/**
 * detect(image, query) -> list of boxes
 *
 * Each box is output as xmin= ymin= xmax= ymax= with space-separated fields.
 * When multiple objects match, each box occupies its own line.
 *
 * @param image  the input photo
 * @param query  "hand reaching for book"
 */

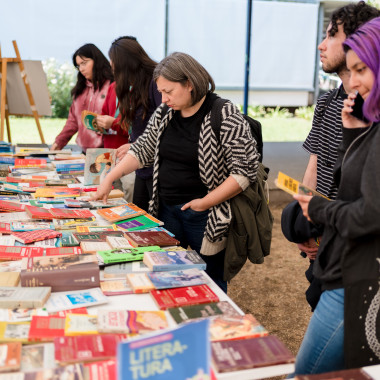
xmin=96 ymin=115 xmax=115 ymax=131
xmin=91 ymin=180 xmax=113 ymax=203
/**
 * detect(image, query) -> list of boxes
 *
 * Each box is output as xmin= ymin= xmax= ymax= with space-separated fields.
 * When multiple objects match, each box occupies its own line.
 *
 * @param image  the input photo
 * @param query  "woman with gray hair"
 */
xmin=92 ymin=52 xmax=259 ymax=292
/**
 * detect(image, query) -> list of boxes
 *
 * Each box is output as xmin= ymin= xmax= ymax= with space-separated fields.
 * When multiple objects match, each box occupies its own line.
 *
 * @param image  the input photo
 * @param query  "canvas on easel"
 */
xmin=0 ymin=40 xmax=51 ymax=143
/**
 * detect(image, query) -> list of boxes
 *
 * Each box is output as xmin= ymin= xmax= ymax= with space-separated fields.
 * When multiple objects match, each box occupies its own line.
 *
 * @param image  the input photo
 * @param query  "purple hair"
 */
xmin=343 ymin=17 xmax=380 ymax=122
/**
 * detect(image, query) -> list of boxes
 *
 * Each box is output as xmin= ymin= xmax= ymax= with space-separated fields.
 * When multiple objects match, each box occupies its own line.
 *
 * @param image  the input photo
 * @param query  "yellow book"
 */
xmin=64 ymin=314 xmax=98 ymax=336
xmin=275 ymin=172 xmax=329 ymax=199
xmin=0 ymin=321 xmax=30 ymax=343
xmin=0 ymin=272 xmax=20 ymax=287
xmin=126 ymin=273 xmax=155 ymax=294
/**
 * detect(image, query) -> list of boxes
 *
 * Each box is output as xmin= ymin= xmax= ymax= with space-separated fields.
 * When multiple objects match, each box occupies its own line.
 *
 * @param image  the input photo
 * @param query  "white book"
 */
xmin=0 ymin=236 xmax=16 ymax=246
xmin=21 ymin=343 xmax=56 ymax=372
xmin=43 ymin=288 xmax=108 ymax=313
xmin=106 ymin=236 xmax=133 ymax=249
xmin=0 ymin=212 xmax=30 ymax=223
xmin=0 ymin=287 xmax=51 ymax=309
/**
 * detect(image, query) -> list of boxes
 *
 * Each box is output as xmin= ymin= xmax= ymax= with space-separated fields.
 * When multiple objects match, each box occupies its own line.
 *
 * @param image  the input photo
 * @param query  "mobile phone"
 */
xmin=351 ymin=93 xmax=369 ymax=123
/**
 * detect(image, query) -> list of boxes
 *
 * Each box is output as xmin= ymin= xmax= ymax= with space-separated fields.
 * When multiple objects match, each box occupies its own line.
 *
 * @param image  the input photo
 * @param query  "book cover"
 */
xmin=209 ymin=314 xmax=268 ymax=341
xmin=84 ymin=149 xmax=116 ymax=186
xmin=49 ymin=208 xmax=94 ymax=219
xmin=43 ymin=288 xmax=108 ymax=313
xmin=20 ymin=254 xmax=99 ymax=292
xmin=20 ymin=342 xmax=56 ymax=372
xmin=97 ymin=246 xmax=163 ymax=265
xmin=0 ymin=321 xmax=30 ymax=343
xmin=126 ymin=273 xmax=155 ymax=294
xmin=53 ymin=217 xmax=97 ymax=230
xmin=10 ymin=221 xmax=54 ymax=232
xmin=14 ymin=159 xmax=47 ymax=168
xmin=76 ymin=225 xmax=118 ymax=233
xmin=0 ymin=342 xmax=21 ymax=372
xmin=275 ymin=172 xmax=329 ymax=199
xmin=118 ymin=319 xmax=210 ymax=380
xmin=124 ymin=231 xmax=180 ymax=248
xmin=4 ymin=363 xmax=85 ymax=379
xmin=211 ymin=335 xmax=295 ymax=373
xmin=97 ymin=310 xmax=168 ymax=334
xmin=106 ymin=236 xmax=134 ymax=249
xmin=168 ymin=301 xmax=241 ymax=324
xmin=28 ymin=315 xmax=66 ymax=342
xmin=103 ymin=261 xmax=150 ymax=277
xmin=63 ymin=199 xmax=91 ymax=208
xmin=115 ymin=214 xmax=164 ymax=231
xmin=80 ymin=241 xmax=111 ymax=254
xmin=88 ymin=198 xmax=127 ymax=209
xmin=97 ymin=203 xmax=146 ymax=223
xmin=0 ymin=260 xmax=21 ymax=273
xmin=0 ymin=287 xmax=51 ymax=309
xmin=0 ymin=201 xmax=25 ymax=213
xmin=81 ymin=110 xmax=100 ymax=132
xmin=11 ymin=229 xmax=62 ymax=244
xmin=84 ymin=359 xmax=116 ymax=380
xmin=0 ymin=235 xmax=16 ymax=246
xmin=34 ymin=187 xmax=81 ymax=198
xmin=61 ymin=231 xmax=79 ymax=247
xmin=73 ymin=230 xmax=124 ymax=243
xmin=54 ymin=334 xmax=128 ymax=364
xmin=25 ymin=205 xmax=53 ymax=220
xmin=64 ymin=314 xmax=98 ymax=336
xmin=151 ymin=285 xmax=219 ymax=310
xmin=143 ymin=250 xmax=206 ymax=272
xmin=100 ymin=279 xmax=133 ymax=296
xmin=147 ymin=268 xmax=208 ymax=290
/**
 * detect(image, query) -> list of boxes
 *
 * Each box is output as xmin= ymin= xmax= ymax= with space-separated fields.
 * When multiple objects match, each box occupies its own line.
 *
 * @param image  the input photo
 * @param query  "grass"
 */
xmin=4 ymin=116 xmax=312 ymax=145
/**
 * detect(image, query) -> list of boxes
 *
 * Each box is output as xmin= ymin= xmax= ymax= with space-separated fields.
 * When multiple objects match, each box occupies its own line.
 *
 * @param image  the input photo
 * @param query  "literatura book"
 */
xmin=118 ymin=318 xmax=211 ymax=380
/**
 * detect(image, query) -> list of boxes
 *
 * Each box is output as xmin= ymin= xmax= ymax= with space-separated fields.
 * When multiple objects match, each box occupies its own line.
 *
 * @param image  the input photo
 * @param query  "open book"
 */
xmin=81 ymin=110 xmax=110 ymax=134
xmin=275 ymin=172 xmax=329 ymax=199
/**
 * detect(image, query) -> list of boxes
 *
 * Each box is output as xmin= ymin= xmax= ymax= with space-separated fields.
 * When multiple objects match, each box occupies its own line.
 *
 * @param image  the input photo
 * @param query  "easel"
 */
xmin=0 ymin=40 xmax=45 ymax=143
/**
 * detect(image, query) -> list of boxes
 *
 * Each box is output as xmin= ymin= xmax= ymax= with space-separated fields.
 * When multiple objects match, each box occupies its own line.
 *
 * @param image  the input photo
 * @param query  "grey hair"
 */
xmin=153 ymin=52 xmax=215 ymax=106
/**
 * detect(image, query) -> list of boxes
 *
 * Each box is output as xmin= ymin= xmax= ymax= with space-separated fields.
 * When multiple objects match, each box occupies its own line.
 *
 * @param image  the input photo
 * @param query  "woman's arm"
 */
xmin=181 ymin=176 xmax=243 ymax=211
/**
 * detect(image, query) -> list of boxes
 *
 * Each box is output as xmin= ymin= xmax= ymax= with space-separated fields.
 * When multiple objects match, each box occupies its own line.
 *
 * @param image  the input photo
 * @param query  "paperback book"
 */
xmin=100 ymin=279 xmax=133 ymax=296
xmin=167 ymin=301 xmax=241 ymax=324
xmin=0 ymin=342 xmax=21 ymax=372
xmin=103 ymin=261 xmax=150 ymax=277
xmin=126 ymin=273 xmax=155 ymax=294
xmin=20 ymin=342 xmax=56 ymax=372
xmin=124 ymin=231 xmax=180 ymax=248
xmin=143 ymin=250 xmax=206 ymax=271
xmin=97 ymin=202 xmax=146 ymax=223
xmin=0 ymin=287 xmax=51 ymax=309
xmin=10 ymin=221 xmax=54 ymax=232
xmin=118 ymin=319 xmax=210 ymax=380
xmin=115 ymin=214 xmax=164 ymax=231
xmin=0 ymin=321 xmax=30 ymax=343
xmin=97 ymin=310 xmax=168 ymax=334
xmin=97 ymin=246 xmax=163 ymax=265
xmin=28 ymin=315 xmax=66 ymax=342
xmin=84 ymin=149 xmax=116 ymax=186
xmin=20 ymin=254 xmax=100 ymax=292
xmin=151 ymin=285 xmax=219 ymax=310
xmin=147 ymin=268 xmax=209 ymax=289
xmin=73 ymin=230 xmax=124 ymax=243
xmin=49 ymin=208 xmax=94 ymax=219
xmin=11 ymin=229 xmax=62 ymax=244
xmin=64 ymin=313 xmax=98 ymax=336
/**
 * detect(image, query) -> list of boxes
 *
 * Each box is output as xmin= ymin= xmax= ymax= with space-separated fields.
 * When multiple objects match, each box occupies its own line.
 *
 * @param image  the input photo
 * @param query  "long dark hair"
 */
xmin=109 ymin=36 xmax=157 ymax=129
xmin=71 ymin=44 xmax=113 ymax=99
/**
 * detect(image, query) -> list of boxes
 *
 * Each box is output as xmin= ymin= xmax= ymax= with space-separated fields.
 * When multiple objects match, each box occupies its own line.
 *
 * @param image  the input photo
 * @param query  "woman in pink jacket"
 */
xmin=51 ymin=44 xmax=113 ymax=152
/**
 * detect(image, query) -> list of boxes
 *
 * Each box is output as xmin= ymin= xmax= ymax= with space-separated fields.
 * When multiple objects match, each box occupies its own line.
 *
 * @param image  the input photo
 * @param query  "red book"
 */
xmin=211 ymin=335 xmax=295 ymax=373
xmin=84 ymin=359 xmax=116 ymax=380
xmin=0 ymin=246 xmax=81 ymax=261
xmin=29 ymin=315 xmax=66 ymax=342
xmin=6 ymin=176 xmax=47 ymax=183
xmin=25 ymin=205 xmax=53 ymax=220
xmin=14 ymin=158 xmax=47 ymax=168
xmin=51 ymin=307 xmax=88 ymax=317
xmin=123 ymin=230 xmax=180 ymax=247
xmin=11 ymin=229 xmax=62 ymax=244
xmin=0 ymin=200 xmax=26 ymax=212
xmin=49 ymin=208 xmax=94 ymax=219
xmin=54 ymin=334 xmax=128 ymax=364
xmin=0 ymin=223 xmax=11 ymax=234
xmin=151 ymin=284 xmax=219 ymax=310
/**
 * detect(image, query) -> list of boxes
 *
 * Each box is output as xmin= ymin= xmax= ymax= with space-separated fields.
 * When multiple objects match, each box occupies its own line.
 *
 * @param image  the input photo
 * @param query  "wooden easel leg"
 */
xmin=32 ymin=111 xmax=45 ymax=144
xmin=0 ymin=58 xmax=8 ymax=142
xmin=5 ymin=110 xmax=11 ymax=143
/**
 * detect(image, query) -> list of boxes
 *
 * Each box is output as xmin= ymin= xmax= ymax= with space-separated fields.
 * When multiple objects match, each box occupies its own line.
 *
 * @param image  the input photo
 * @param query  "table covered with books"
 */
xmin=0 ymin=143 xmax=299 ymax=379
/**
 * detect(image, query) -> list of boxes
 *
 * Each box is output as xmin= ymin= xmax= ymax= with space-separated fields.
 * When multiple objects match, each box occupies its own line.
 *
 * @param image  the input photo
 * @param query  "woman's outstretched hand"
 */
xmin=90 ymin=179 xmax=113 ymax=203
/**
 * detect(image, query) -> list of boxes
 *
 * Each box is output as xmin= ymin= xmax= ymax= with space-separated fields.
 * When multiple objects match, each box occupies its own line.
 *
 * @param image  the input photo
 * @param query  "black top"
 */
xmin=158 ymin=92 xmax=217 ymax=205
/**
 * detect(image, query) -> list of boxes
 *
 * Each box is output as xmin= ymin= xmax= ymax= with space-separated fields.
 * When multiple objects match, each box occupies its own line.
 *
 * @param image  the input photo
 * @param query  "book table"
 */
xmin=88 ymin=271 xmax=295 ymax=380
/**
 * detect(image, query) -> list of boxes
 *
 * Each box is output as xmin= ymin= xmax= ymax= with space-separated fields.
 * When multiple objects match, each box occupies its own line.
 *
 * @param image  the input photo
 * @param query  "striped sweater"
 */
xmin=129 ymin=100 xmax=259 ymax=255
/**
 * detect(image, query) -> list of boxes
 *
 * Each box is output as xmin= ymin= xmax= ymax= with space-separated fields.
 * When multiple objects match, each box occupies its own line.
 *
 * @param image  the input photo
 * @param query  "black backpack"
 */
xmin=210 ymin=97 xmax=264 ymax=162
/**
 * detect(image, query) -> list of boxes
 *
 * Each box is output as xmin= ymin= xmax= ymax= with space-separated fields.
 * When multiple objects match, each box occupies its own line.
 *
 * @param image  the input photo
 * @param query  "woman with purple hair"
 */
xmin=293 ymin=17 xmax=380 ymax=375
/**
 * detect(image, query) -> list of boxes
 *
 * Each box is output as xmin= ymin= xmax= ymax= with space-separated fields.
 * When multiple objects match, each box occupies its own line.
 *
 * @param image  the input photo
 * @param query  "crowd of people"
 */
xmin=51 ymin=5 xmax=380 ymax=375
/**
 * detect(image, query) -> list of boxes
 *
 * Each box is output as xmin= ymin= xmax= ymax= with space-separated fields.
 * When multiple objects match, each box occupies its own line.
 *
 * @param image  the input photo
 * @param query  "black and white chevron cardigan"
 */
xmin=129 ymin=100 xmax=259 ymax=255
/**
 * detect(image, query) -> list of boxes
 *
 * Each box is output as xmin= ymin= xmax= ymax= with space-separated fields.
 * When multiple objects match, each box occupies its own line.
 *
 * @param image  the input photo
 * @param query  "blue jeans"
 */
xmin=158 ymin=200 xmax=227 ymax=293
xmin=291 ymin=288 xmax=345 ymax=376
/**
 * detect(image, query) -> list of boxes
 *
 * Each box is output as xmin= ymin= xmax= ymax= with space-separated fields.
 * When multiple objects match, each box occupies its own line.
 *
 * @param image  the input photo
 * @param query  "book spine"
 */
xmin=20 ymin=264 xmax=100 ymax=292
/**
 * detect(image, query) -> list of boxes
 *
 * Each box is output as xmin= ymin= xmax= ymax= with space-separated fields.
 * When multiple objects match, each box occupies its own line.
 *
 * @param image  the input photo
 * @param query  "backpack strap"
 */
xmin=210 ymin=97 xmax=228 ymax=142
xmin=322 ymin=88 xmax=340 ymax=114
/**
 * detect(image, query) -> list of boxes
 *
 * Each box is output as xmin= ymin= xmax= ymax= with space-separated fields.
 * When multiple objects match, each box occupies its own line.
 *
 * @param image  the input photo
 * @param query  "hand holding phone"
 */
xmin=351 ymin=92 xmax=369 ymax=123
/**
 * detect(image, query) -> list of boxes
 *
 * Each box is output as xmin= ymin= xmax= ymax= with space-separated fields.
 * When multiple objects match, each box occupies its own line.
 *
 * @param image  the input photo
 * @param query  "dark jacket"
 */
xmin=309 ymin=122 xmax=380 ymax=368
xmin=223 ymin=163 xmax=273 ymax=281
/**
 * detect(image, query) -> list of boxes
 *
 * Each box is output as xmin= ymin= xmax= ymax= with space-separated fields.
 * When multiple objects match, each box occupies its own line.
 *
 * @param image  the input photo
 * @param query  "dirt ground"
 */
xmin=228 ymin=202 xmax=312 ymax=358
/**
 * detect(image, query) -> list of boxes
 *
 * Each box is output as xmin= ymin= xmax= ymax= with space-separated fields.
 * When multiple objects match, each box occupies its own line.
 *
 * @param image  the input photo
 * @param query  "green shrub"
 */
xmin=43 ymin=58 xmax=76 ymax=118
xmin=264 ymin=106 xmax=292 ymax=119
xmin=295 ymin=105 xmax=315 ymax=121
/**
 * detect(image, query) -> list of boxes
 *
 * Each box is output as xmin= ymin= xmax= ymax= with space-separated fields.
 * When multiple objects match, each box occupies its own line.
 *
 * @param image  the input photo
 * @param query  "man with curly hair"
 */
xmin=283 ymin=1 xmax=380 ymax=311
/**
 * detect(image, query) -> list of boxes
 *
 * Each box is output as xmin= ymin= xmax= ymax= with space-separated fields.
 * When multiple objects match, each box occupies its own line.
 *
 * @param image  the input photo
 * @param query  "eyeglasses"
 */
xmin=76 ymin=59 xmax=91 ymax=70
